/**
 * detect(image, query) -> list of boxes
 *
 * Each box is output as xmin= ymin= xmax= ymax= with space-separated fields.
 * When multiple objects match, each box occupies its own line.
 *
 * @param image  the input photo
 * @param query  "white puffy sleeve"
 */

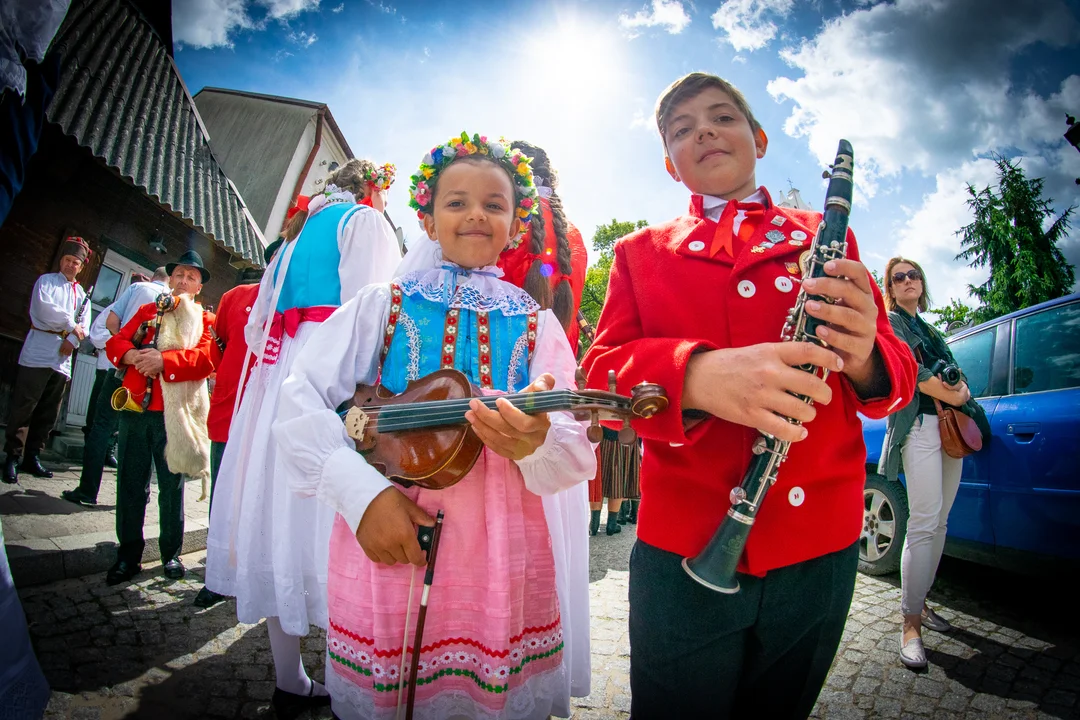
xmin=515 ymin=309 xmax=597 ymax=496
xmin=244 ymin=249 xmax=283 ymax=350
xmin=29 ymin=276 xmax=74 ymax=333
xmin=89 ymin=303 xmax=113 ymax=350
xmin=338 ymin=206 xmax=403 ymax=302
xmin=273 ymin=283 xmax=394 ymax=532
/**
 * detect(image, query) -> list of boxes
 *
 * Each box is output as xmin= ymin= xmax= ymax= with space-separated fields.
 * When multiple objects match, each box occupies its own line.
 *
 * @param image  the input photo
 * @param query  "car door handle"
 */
xmin=1007 ymin=423 xmax=1040 ymax=442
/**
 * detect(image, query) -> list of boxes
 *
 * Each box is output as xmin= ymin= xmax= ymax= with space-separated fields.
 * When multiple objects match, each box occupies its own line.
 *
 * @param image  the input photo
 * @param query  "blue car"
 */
xmin=860 ymin=292 xmax=1080 ymax=576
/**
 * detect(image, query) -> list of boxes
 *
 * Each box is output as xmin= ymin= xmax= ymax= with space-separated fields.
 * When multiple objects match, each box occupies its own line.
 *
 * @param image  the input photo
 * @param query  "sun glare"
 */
xmin=528 ymin=17 xmax=625 ymax=116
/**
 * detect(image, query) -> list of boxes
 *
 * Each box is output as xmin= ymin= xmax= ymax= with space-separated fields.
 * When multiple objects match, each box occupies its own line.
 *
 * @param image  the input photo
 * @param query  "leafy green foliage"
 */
xmin=956 ymin=156 xmax=1075 ymax=324
xmin=579 ymin=218 xmax=649 ymax=353
xmin=925 ymin=298 xmax=975 ymax=334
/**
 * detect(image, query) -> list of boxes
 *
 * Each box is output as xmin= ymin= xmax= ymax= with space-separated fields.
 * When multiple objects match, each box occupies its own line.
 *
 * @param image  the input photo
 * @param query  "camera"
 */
xmin=928 ymin=359 xmax=962 ymax=386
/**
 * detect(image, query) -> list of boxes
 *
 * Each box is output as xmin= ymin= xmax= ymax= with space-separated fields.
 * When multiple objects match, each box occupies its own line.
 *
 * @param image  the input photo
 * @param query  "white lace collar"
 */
xmin=398 ymin=263 xmax=540 ymax=316
xmin=307 ymin=185 xmax=357 ymax=216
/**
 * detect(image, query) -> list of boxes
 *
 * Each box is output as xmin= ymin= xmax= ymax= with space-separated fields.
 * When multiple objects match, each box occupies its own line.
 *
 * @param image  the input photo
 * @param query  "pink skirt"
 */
xmin=326 ymin=447 xmax=563 ymax=719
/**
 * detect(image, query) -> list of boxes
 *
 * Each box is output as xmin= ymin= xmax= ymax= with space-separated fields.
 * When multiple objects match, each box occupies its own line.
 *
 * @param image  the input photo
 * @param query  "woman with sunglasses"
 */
xmin=880 ymin=257 xmax=971 ymax=668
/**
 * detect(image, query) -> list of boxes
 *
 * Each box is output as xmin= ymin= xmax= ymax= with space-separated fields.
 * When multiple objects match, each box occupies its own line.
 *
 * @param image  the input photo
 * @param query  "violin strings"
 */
xmin=369 ymin=397 xmax=612 ymax=432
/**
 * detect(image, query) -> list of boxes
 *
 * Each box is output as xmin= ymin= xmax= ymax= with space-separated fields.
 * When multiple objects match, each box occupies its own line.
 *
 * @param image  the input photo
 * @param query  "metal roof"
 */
xmin=46 ymin=0 xmax=266 ymax=266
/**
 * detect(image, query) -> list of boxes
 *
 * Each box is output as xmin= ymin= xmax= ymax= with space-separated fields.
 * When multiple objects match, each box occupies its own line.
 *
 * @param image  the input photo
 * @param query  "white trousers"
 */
xmin=899 ymin=414 xmax=964 ymax=616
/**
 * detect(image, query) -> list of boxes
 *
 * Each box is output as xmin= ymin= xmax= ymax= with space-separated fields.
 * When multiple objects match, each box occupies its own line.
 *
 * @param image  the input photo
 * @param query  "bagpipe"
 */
xmin=682 ymin=139 xmax=855 ymax=594
xmin=111 ymin=293 xmax=178 ymax=413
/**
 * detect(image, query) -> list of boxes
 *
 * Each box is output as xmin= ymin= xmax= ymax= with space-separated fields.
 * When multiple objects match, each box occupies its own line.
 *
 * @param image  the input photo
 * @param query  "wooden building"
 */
xmin=0 ymin=0 xmax=265 ymax=428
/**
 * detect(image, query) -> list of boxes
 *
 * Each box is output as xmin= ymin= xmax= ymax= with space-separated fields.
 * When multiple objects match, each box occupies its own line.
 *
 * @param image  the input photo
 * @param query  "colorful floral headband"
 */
xmin=364 ymin=162 xmax=396 ymax=191
xmin=409 ymin=132 xmax=540 ymax=249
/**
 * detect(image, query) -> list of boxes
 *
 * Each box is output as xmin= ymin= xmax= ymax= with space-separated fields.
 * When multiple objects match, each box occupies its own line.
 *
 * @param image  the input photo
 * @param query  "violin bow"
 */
xmin=396 ymin=510 xmax=445 ymax=720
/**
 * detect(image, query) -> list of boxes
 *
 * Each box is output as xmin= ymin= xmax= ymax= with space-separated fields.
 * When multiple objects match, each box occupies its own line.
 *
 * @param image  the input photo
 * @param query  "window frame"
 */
xmin=1007 ymin=300 xmax=1080 ymax=397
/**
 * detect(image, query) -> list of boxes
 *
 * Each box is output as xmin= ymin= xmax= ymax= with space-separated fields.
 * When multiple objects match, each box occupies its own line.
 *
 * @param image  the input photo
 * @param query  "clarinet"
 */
xmin=682 ymin=140 xmax=854 ymax=594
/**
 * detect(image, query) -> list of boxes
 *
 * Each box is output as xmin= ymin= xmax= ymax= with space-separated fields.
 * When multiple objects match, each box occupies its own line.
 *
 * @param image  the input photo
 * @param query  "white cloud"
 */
xmin=258 ymin=0 xmax=321 ymax=19
xmin=619 ymin=0 xmax=692 ymax=38
xmin=173 ymin=0 xmax=253 ymax=49
xmin=331 ymin=2 xmax=344 ymax=11
xmin=766 ymin=0 xmax=1079 ymax=197
xmin=287 ymin=30 xmax=318 ymax=46
xmin=711 ymin=0 xmax=794 ymax=52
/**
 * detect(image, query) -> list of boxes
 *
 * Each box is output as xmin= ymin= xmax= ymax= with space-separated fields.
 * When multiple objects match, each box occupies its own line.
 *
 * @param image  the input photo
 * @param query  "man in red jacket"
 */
xmin=192 ymin=238 xmax=282 ymax=608
xmin=103 ymin=251 xmax=215 ymax=586
xmin=582 ymin=73 xmax=916 ymax=718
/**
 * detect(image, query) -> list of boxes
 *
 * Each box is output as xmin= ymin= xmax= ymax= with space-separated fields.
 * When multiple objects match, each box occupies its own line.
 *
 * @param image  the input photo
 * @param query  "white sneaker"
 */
xmin=921 ymin=606 xmax=953 ymax=633
xmin=899 ymin=632 xmax=927 ymax=668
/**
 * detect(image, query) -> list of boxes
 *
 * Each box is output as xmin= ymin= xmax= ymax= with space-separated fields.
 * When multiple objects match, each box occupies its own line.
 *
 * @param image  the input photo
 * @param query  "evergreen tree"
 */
xmin=956 ymin=156 xmax=1075 ymax=323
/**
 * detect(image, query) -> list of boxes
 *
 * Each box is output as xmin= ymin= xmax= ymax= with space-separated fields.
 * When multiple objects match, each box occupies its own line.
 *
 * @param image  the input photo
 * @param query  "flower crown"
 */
xmin=409 ymin=132 xmax=539 ymax=249
xmin=363 ymin=162 xmax=396 ymax=191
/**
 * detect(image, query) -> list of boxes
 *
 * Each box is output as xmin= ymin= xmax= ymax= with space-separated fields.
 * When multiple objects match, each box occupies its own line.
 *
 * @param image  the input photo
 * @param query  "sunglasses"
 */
xmin=891 ymin=269 xmax=922 ymax=284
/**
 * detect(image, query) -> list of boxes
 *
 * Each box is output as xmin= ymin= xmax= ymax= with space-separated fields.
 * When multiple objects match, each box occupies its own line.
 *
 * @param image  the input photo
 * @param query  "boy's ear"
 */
xmin=664 ymin=156 xmax=680 ymax=182
xmin=755 ymin=128 xmax=769 ymax=159
xmin=422 ymin=212 xmax=437 ymax=240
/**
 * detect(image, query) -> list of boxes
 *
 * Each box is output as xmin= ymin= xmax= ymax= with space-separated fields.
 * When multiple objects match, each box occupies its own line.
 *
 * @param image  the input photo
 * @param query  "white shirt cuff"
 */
xmin=319 ymin=445 xmax=393 ymax=534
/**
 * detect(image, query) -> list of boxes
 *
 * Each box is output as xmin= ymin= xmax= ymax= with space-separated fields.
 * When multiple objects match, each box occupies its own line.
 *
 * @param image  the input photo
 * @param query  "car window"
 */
xmin=949 ymin=327 xmax=996 ymax=398
xmin=1013 ymin=301 xmax=1080 ymax=394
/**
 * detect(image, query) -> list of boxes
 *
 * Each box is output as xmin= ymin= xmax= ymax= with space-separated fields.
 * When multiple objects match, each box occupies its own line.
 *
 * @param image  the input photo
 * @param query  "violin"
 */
xmin=339 ymin=368 xmax=667 ymax=490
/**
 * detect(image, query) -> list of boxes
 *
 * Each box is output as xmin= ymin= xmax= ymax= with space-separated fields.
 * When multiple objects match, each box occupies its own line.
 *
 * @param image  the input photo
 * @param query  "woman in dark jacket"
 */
xmin=879 ymin=257 xmax=971 ymax=669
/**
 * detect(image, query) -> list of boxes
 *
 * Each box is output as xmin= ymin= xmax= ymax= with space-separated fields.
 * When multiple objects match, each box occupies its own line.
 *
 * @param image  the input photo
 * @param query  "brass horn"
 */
xmin=111 ymin=386 xmax=143 ymax=413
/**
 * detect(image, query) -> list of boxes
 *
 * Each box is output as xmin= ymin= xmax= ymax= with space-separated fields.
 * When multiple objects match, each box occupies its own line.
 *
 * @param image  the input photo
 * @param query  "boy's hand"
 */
xmin=355 ymin=487 xmax=435 ymax=566
xmin=683 ymin=343 xmax=842 ymax=443
xmin=801 ymin=259 xmax=880 ymax=385
xmin=465 ymin=373 xmax=554 ymax=461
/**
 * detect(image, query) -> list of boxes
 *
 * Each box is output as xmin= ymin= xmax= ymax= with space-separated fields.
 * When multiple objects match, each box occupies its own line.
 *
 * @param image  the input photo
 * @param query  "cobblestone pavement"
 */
xmin=18 ymin=518 xmax=1079 ymax=719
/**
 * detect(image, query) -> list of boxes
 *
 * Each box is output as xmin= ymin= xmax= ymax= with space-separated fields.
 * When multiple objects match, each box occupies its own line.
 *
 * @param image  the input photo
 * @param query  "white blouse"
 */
xmin=18 ymin=272 xmax=90 ymax=377
xmin=273 ymin=282 xmax=597 ymax=533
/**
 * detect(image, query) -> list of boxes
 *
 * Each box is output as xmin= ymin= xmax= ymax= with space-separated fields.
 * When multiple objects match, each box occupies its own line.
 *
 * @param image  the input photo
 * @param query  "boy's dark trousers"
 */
xmin=114 ymin=411 xmax=185 ymax=565
xmin=74 ymin=371 xmax=121 ymax=501
xmin=628 ymin=538 xmax=858 ymax=719
xmin=3 ymin=365 xmax=68 ymax=459
xmin=209 ymin=440 xmax=226 ymax=513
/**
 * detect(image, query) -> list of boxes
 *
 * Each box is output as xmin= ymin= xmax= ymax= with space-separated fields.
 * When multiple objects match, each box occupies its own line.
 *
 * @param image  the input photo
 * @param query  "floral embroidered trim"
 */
xmin=329 ymin=617 xmax=562 ymax=658
xmin=526 ymin=312 xmax=538 ymax=363
xmin=441 ymin=309 xmax=460 ymax=370
xmin=477 ymin=312 xmax=492 ymax=389
xmin=507 ymin=331 xmax=529 ymax=392
xmin=380 ymin=284 xmax=403 ymax=366
xmin=399 ymin=312 xmax=422 ymax=382
xmin=398 ymin=269 xmax=540 ymax=316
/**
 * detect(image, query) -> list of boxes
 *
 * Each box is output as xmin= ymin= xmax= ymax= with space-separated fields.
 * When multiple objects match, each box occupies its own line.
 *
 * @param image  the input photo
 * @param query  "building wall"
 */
xmin=0 ymin=126 xmax=247 ymax=423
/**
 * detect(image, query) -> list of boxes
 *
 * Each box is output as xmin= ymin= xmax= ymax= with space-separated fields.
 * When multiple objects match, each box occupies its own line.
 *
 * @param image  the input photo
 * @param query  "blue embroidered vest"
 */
xmin=274 ymin=203 xmax=366 ymax=311
xmin=380 ymin=285 xmax=538 ymax=395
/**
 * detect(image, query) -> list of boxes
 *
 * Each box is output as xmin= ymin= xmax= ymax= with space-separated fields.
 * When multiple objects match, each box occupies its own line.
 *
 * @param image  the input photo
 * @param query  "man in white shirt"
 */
xmin=3 ymin=237 xmax=92 ymax=483
xmin=107 ymin=267 xmax=170 ymax=332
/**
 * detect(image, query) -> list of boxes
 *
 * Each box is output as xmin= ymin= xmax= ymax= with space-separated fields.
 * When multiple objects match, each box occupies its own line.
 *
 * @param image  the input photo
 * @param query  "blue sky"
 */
xmin=173 ymin=0 xmax=1080 ymax=310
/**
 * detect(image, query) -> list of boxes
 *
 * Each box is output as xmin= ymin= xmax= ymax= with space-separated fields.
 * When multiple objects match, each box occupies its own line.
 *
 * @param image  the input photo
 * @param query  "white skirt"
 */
xmin=205 ymin=321 xmax=335 ymax=635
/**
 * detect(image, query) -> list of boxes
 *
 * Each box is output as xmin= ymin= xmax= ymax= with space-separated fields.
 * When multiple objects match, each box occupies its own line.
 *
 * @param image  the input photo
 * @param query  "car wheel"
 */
xmin=859 ymin=473 xmax=909 ymax=576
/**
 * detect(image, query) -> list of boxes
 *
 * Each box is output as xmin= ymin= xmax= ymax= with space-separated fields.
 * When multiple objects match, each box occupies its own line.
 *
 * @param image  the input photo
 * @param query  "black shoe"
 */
xmin=2 ymin=457 xmax=17 ymax=484
xmin=105 ymin=451 xmax=118 ymax=469
xmin=589 ymin=509 xmax=601 ymax=537
xmin=606 ymin=515 xmax=622 ymax=536
xmin=193 ymin=586 xmax=226 ymax=608
xmin=106 ymin=560 xmax=141 ymax=586
xmin=271 ymin=685 xmax=332 ymax=720
xmin=617 ymin=503 xmax=629 ymax=525
xmin=628 ymin=499 xmax=639 ymax=524
xmin=163 ymin=558 xmax=186 ymax=580
xmin=61 ymin=488 xmax=98 ymax=507
xmin=19 ymin=456 xmax=53 ymax=478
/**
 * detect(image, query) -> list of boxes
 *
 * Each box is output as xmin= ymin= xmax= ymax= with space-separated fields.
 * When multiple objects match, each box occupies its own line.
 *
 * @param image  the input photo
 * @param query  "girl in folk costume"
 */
xmin=275 ymin=133 xmax=597 ymax=720
xmin=205 ymin=159 xmax=401 ymax=717
xmin=494 ymin=141 xmax=592 ymax=697
xmin=496 ymin=141 xmax=589 ymax=355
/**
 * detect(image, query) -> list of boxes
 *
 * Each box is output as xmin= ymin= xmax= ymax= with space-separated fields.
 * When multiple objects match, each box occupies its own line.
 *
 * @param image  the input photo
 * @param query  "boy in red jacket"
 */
xmin=582 ymin=72 xmax=916 ymax=718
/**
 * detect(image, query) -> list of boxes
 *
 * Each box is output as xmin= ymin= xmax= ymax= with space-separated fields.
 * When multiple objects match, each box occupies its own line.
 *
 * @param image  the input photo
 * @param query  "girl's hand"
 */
xmin=465 ymin=373 xmax=554 ymax=461
xmin=355 ymin=487 xmax=434 ymax=567
xmin=801 ymin=259 xmax=880 ymax=385
xmin=949 ymin=381 xmax=971 ymax=406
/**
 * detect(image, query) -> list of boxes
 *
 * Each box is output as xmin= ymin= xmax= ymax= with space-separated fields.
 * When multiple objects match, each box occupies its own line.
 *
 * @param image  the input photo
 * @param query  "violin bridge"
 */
xmin=343 ymin=406 xmax=369 ymax=441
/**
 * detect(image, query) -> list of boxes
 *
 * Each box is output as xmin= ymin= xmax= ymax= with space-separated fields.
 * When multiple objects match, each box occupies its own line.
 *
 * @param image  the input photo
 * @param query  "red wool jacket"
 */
xmin=582 ymin=191 xmax=917 ymax=576
xmin=106 ymin=301 xmax=215 ymax=413
xmin=207 ymin=283 xmax=259 ymax=443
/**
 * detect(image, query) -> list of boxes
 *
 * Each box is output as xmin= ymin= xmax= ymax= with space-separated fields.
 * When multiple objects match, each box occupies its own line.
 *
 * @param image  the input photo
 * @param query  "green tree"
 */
xmin=925 ymin=298 xmax=975 ymax=334
xmin=956 ymin=156 xmax=1075 ymax=324
xmin=579 ymin=218 xmax=648 ymax=353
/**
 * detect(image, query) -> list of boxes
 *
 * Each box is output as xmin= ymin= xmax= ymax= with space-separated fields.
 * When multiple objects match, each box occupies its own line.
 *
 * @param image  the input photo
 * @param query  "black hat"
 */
xmin=166 ymin=250 xmax=211 ymax=283
xmin=264 ymin=238 xmax=284 ymax=264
